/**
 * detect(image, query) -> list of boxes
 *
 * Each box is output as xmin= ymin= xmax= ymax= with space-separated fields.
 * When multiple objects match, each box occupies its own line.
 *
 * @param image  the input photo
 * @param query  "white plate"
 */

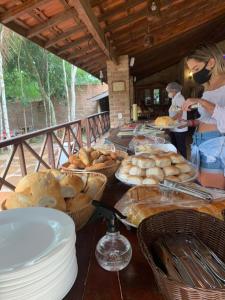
xmin=0 ymin=207 xmax=75 ymax=275
xmin=2 ymin=254 xmax=77 ymax=300
xmin=149 ymin=120 xmax=187 ymax=129
xmin=0 ymin=252 xmax=76 ymax=298
xmin=0 ymin=244 xmax=75 ymax=288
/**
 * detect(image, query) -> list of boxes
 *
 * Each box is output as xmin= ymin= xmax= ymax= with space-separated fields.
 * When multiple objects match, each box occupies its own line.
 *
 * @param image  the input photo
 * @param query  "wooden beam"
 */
xmin=57 ymin=35 xmax=91 ymax=55
xmin=117 ymin=1 xmax=225 ymax=58
xmin=70 ymin=0 xmax=117 ymax=63
xmin=44 ymin=24 xmax=84 ymax=48
xmin=27 ymin=9 xmax=76 ymax=38
xmin=0 ymin=0 xmax=50 ymax=24
xmin=98 ymin=0 xmax=143 ymax=22
xmin=67 ymin=48 xmax=101 ymax=61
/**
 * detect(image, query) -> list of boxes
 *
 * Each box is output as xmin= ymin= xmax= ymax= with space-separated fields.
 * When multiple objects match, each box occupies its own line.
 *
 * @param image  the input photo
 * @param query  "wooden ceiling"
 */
xmin=1 ymin=0 xmax=225 ymax=80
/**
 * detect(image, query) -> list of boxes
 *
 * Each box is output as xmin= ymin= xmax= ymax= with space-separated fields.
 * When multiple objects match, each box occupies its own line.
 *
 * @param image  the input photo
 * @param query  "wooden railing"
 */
xmin=0 ymin=111 xmax=110 ymax=191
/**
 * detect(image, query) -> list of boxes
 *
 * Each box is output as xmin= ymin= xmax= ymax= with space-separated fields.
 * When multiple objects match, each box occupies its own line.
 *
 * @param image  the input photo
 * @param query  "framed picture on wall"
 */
xmin=112 ymin=81 xmax=126 ymax=92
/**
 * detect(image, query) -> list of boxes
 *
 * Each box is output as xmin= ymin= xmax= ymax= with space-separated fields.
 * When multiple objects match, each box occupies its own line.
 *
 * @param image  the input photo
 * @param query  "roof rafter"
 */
xmin=57 ymin=35 xmax=92 ymax=55
xmin=27 ymin=8 xmax=76 ymax=38
xmin=44 ymin=24 xmax=84 ymax=48
xmin=0 ymin=0 xmax=50 ymax=23
xmin=70 ymin=0 xmax=117 ymax=63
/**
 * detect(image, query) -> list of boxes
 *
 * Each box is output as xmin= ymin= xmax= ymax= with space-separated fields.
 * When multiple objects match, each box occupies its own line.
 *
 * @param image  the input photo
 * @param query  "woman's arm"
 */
xmin=182 ymin=98 xmax=215 ymax=113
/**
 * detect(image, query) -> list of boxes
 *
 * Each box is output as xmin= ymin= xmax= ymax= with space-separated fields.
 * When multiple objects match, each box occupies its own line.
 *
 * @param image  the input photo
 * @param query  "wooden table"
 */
xmin=64 ymin=181 xmax=163 ymax=300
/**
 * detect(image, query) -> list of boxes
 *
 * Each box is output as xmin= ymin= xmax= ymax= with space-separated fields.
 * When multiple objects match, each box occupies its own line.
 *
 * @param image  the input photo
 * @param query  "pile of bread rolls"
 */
xmin=3 ymin=169 xmax=104 ymax=214
xmin=67 ymin=147 xmax=122 ymax=171
xmin=155 ymin=116 xmax=176 ymax=127
xmin=118 ymin=152 xmax=196 ymax=185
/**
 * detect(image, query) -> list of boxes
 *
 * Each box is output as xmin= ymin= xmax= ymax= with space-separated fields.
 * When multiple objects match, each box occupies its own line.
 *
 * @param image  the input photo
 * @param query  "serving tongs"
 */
xmin=159 ymin=180 xmax=213 ymax=201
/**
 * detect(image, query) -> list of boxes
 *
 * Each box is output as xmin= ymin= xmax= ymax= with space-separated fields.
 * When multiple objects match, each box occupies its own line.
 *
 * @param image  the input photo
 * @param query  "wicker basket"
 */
xmin=2 ymin=172 xmax=107 ymax=232
xmin=63 ymin=171 xmax=107 ymax=231
xmin=137 ymin=209 xmax=225 ymax=300
xmin=61 ymin=149 xmax=128 ymax=182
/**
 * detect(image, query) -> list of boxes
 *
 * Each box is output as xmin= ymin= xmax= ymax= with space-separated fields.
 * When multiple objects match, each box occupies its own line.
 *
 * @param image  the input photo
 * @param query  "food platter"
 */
xmin=115 ymin=161 xmax=198 ymax=187
xmin=148 ymin=120 xmax=188 ymax=129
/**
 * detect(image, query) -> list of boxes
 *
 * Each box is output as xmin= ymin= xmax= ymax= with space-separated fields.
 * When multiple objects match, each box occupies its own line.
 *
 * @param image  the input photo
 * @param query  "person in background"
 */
xmin=166 ymin=82 xmax=188 ymax=158
xmin=182 ymin=44 xmax=225 ymax=189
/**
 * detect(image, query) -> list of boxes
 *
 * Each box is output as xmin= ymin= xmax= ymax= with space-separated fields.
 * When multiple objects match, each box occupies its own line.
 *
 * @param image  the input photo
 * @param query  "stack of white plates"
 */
xmin=0 ymin=207 xmax=77 ymax=300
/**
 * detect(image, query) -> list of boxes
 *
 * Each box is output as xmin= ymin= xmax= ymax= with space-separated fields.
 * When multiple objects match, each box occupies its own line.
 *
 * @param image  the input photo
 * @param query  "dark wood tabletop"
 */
xmin=105 ymin=128 xmax=134 ymax=152
xmin=64 ymin=181 xmax=163 ymax=300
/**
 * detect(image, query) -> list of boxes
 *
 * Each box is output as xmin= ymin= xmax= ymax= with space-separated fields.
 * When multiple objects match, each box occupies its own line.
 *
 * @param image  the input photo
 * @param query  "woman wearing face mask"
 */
xmin=182 ymin=44 xmax=225 ymax=189
xmin=166 ymin=82 xmax=188 ymax=158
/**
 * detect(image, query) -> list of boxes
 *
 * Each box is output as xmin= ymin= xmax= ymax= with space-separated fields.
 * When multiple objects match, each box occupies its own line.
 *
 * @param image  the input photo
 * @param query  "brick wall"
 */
xmin=107 ymin=55 xmax=131 ymax=128
xmin=6 ymin=83 xmax=108 ymax=130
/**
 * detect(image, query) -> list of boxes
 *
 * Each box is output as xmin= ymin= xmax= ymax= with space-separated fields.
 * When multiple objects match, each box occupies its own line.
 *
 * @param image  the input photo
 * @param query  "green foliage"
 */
xmin=3 ymin=30 xmax=101 ymax=105
xmin=4 ymin=69 xmax=40 ymax=103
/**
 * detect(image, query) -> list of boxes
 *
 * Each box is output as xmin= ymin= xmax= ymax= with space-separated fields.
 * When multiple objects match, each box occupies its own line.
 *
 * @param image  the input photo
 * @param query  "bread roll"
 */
xmin=15 ymin=172 xmax=45 ymax=195
xmin=178 ymin=173 xmax=192 ymax=182
xmin=126 ymin=175 xmax=143 ymax=185
xmin=31 ymin=173 xmax=66 ymax=211
xmin=119 ymin=163 xmax=133 ymax=174
xmin=79 ymin=148 xmax=90 ymax=166
xmin=170 ymin=153 xmax=185 ymax=164
xmin=4 ymin=192 xmax=34 ymax=209
xmin=66 ymin=193 xmax=91 ymax=213
xmin=131 ymin=156 xmax=138 ymax=165
xmin=146 ymin=167 xmax=164 ymax=181
xmin=163 ymin=166 xmax=180 ymax=176
xmin=154 ymin=156 xmax=171 ymax=168
xmin=136 ymin=157 xmax=156 ymax=169
xmin=165 ymin=175 xmax=180 ymax=182
xmin=90 ymin=150 xmax=101 ymax=161
xmin=155 ymin=116 xmax=175 ymax=127
xmin=59 ymin=174 xmax=84 ymax=198
xmin=85 ymin=162 xmax=111 ymax=171
xmin=142 ymin=177 xmax=159 ymax=185
xmin=175 ymin=163 xmax=193 ymax=173
xmin=68 ymin=156 xmax=86 ymax=169
xmin=129 ymin=166 xmax=146 ymax=177
xmin=85 ymin=176 xmax=104 ymax=198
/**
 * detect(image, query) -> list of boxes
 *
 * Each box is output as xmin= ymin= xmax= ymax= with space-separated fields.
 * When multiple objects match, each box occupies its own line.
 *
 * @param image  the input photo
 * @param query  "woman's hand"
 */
xmin=182 ymin=98 xmax=199 ymax=111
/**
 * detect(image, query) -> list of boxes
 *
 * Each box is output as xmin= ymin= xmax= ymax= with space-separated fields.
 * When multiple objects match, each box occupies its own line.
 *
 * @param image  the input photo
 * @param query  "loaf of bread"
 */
xmin=15 ymin=172 xmax=45 ymax=195
xmin=155 ymin=116 xmax=175 ymax=127
xmin=85 ymin=176 xmax=104 ymax=198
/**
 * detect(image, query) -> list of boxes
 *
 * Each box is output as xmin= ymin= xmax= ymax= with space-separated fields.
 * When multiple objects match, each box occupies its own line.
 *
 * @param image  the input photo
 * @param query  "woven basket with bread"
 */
xmin=2 ymin=169 xmax=107 ymax=231
xmin=62 ymin=147 xmax=128 ymax=181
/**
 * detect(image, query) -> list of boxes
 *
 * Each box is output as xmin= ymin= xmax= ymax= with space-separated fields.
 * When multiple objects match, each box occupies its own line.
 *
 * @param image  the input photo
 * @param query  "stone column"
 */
xmin=107 ymin=55 xmax=131 ymax=128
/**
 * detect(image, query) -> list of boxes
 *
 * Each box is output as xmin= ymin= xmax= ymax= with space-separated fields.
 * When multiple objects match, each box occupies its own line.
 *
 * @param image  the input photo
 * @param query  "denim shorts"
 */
xmin=192 ymin=131 xmax=224 ymax=174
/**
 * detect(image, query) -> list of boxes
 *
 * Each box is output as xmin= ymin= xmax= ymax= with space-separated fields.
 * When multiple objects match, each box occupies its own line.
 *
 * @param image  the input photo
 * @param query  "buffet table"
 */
xmin=64 ymin=181 xmax=163 ymax=300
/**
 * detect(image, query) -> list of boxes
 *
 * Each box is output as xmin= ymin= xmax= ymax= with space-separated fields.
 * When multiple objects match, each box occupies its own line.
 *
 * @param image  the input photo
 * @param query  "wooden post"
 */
xmin=86 ymin=118 xmax=91 ymax=147
xmin=47 ymin=133 xmax=55 ymax=168
xmin=17 ymin=143 xmax=27 ymax=176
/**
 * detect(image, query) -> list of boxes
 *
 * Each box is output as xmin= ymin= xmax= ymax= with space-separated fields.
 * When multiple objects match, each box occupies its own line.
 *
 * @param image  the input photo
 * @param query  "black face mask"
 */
xmin=193 ymin=62 xmax=211 ymax=84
